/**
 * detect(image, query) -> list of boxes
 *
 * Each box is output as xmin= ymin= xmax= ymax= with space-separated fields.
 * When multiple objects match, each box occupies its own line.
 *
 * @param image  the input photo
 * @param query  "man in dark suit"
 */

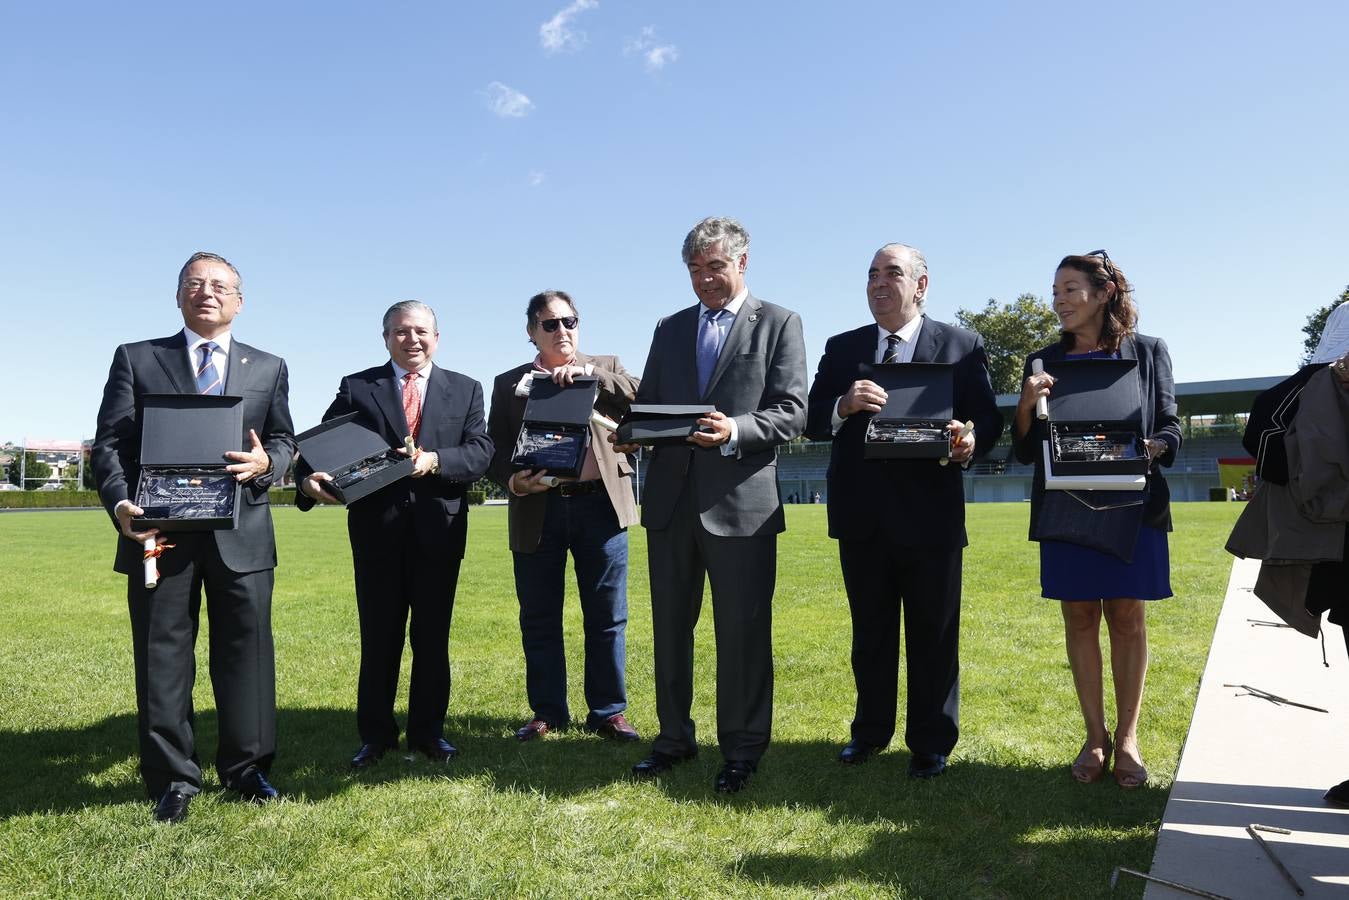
xmin=92 ymin=251 xmax=296 ymax=823
xmin=618 ymin=217 xmax=807 ymax=794
xmin=487 ymin=290 xmax=641 ymax=744
xmin=805 ymin=242 xmax=1002 ymax=778
xmin=297 ymin=300 xmax=492 ymax=770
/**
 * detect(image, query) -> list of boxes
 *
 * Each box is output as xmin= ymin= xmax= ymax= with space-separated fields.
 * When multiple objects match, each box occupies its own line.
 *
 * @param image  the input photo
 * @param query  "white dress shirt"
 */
xmin=183 ymin=327 xmax=232 ymax=389
xmin=829 ymin=316 xmax=925 ymax=434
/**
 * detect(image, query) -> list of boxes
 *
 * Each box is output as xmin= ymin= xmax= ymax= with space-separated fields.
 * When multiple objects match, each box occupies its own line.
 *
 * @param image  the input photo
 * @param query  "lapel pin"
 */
xmin=748 ymin=314 xmax=759 ymax=323
xmin=240 ymin=357 xmax=249 ymax=364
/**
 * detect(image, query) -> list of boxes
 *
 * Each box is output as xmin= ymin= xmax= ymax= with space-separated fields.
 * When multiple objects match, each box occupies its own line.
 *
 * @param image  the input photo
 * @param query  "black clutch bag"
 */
xmin=1033 ymin=488 xmax=1146 ymax=562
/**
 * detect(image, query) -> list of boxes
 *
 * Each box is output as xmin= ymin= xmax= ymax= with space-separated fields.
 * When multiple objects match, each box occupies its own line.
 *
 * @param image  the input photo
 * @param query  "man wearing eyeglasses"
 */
xmin=804 ymin=243 xmax=1002 ymax=779
xmin=296 ymin=300 xmax=492 ymax=772
xmin=616 ymin=217 xmax=807 ymax=794
xmin=487 ymin=290 xmax=641 ymax=746
xmin=92 ymin=251 xmax=296 ymax=824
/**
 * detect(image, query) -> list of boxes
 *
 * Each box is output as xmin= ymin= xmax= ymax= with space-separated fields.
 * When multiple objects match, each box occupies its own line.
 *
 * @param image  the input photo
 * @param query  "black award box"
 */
xmin=296 ymin=413 xmax=414 ymax=504
xmin=133 ymin=394 xmax=243 ymax=532
xmin=511 ymin=376 xmax=600 ymax=478
xmin=862 ymin=363 xmax=954 ymax=459
xmin=1043 ymin=358 xmax=1148 ymax=478
xmin=615 ymin=404 xmax=717 ymax=447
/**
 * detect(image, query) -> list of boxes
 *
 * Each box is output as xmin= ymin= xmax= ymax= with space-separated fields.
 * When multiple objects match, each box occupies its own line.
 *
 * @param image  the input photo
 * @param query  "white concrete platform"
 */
xmin=1146 ymin=558 xmax=1349 ymax=899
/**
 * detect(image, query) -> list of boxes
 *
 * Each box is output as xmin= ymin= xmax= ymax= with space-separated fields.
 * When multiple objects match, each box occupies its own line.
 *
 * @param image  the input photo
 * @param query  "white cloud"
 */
xmin=528 ymin=170 xmax=546 ymax=187
xmin=482 ymin=82 xmax=534 ymax=118
xmin=540 ymin=0 xmax=598 ymax=53
xmin=624 ymin=25 xmax=678 ymax=72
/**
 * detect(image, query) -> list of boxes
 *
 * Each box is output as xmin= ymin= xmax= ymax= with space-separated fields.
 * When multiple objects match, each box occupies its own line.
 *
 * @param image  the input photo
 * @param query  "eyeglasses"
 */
xmin=181 ymin=279 xmax=239 ymax=297
xmin=1086 ymin=249 xmax=1117 ymax=280
xmin=537 ymin=316 xmax=578 ymax=332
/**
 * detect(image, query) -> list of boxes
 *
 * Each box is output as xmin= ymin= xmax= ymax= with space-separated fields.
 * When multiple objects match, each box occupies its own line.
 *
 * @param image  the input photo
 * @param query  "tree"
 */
xmin=1301 ymin=285 xmax=1349 ymax=366
xmin=955 ymin=293 xmax=1060 ymax=394
xmin=22 ymin=453 xmax=52 ymax=487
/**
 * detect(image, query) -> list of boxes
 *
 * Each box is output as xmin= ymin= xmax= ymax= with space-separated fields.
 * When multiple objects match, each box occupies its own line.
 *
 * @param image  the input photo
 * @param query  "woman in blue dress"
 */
xmin=1011 ymin=251 xmax=1182 ymax=788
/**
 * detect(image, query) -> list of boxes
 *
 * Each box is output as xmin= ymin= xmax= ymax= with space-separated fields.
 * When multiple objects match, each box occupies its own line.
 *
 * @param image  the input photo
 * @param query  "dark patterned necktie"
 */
xmin=881 ymin=334 xmax=901 ymax=364
xmin=195 ymin=343 xmax=222 ymax=395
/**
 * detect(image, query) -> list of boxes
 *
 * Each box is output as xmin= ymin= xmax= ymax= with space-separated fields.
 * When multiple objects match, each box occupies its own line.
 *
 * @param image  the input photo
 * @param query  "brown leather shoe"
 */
xmin=515 ymin=718 xmax=551 ymax=742
xmin=594 ymin=713 xmax=640 ymax=743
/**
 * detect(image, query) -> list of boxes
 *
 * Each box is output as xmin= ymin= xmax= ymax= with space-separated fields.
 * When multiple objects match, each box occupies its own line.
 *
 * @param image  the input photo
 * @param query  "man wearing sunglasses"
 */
xmin=617 ymin=216 xmax=808 ymax=794
xmin=296 ymin=300 xmax=493 ymax=771
xmin=487 ymin=290 xmax=641 ymax=746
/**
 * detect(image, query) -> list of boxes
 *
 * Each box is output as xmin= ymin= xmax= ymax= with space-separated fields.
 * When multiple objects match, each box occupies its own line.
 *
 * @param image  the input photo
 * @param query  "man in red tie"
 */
xmin=297 ymin=301 xmax=493 ymax=769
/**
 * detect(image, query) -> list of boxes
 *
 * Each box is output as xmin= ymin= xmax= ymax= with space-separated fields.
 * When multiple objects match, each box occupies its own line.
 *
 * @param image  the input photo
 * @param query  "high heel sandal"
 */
xmin=1112 ymin=741 xmax=1148 ymax=789
xmin=1070 ymin=735 xmax=1113 ymax=784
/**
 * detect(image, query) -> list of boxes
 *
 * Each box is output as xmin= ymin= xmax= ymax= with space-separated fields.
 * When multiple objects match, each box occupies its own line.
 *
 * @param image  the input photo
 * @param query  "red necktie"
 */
xmin=402 ymin=372 xmax=421 ymax=441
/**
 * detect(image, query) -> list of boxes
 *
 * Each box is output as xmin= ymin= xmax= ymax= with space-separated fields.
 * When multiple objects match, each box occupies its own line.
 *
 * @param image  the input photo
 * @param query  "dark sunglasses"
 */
xmin=537 ymin=316 xmax=578 ymax=332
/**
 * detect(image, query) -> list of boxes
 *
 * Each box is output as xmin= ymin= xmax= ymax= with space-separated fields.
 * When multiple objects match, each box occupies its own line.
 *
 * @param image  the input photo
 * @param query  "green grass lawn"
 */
xmin=0 ymin=502 xmax=1242 ymax=898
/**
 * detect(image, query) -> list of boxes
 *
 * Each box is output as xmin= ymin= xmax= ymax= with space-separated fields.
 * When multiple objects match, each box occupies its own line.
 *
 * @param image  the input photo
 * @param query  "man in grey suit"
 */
xmin=619 ymin=217 xmax=807 ymax=793
xmin=92 ymin=251 xmax=296 ymax=823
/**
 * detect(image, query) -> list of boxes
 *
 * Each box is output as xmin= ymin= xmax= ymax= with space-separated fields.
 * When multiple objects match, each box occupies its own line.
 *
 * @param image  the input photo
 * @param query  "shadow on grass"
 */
xmin=1 ymin=708 xmax=1164 ymax=895
xmin=0 ymin=706 xmax=645 ymax=815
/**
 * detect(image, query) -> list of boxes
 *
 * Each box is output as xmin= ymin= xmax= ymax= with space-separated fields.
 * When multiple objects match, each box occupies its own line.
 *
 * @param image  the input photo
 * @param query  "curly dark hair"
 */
xmin=1057 ymin=251 xmax=1137 ymax=353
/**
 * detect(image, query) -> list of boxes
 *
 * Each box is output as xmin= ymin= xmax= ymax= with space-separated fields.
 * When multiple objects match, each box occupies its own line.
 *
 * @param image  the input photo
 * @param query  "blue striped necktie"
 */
xmin=696 ymin=309 xmax=726 ymax=396
xmin=195 ymin=343 xmax=222 ymax=395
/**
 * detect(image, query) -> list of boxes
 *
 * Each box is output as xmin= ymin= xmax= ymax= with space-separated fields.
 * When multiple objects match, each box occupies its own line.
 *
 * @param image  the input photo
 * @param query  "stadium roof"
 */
xmin=995 ymin=375 xmax=1286 ymax=417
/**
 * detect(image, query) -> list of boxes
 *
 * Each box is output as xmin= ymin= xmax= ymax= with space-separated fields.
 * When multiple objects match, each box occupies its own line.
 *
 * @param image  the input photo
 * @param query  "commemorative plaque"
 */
xmin=132 ymin=394 xmax=243 ymax=532
xmin=511 ymin=376 xmax=600 ymax=478
xmin=296 ymin=413 xmax=414 ymax=504
xmin=615 ymin=404 xmax=718 ymax=447
xmin=862 ymin=363 xmax=955 ymax=459
xmin=1041 ymin=358 xmax=1148 ymax=487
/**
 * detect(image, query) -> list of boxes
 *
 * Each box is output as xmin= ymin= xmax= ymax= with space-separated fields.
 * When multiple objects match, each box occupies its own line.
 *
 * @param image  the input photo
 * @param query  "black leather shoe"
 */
xmin=631 ymin=749 xmax=696 ymax=778
xmin=350 ymin=742 xmax=398 ymax=770
xmin=1325 ymin=779 xmax=1349 ymax=808
xmin=715 ymin=760 xmax=757 ymax=794
xmin=412 ymin=737 xmax=458 ymax=763
xmin=908 ymin=752 xmax=948 ymax=779
xmin=231 ymin=767 xmax=280 ymax=803
xmin=153 ymin=789 xmax=191 ymax=824
xmin=838 ymin=740 xmax=881 ymax=765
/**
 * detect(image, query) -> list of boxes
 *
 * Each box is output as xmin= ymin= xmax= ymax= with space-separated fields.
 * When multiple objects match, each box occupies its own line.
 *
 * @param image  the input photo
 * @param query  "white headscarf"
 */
xmin=1309 ymin=300 xmax=1349 ymax=365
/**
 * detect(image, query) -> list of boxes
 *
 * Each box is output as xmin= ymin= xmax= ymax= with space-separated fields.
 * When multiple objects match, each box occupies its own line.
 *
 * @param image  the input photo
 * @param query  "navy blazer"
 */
xmin=92 ymin=331 xmax=296 ymax=575
xmin=1011 ymin=334 xmax=1182 ymax=537
xmin=296 ymin=362 xmax=493 ymax=557
xmin=805 ymin=316 xmax=1003 ymax=549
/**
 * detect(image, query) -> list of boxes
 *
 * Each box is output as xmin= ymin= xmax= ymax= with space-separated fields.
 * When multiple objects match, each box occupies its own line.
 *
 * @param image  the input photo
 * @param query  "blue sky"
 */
xmin=2 ymin=1 xmax=1346 ymax=443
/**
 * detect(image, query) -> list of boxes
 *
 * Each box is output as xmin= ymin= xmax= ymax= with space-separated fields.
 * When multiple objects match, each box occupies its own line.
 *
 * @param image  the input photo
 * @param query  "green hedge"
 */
xmin=0 ymin=488 xmax=302 ymax=509
xmin=0 ymin=490 xmax=101 ymax=508
xmin=0 ymin=487 xmax=482 ymax=508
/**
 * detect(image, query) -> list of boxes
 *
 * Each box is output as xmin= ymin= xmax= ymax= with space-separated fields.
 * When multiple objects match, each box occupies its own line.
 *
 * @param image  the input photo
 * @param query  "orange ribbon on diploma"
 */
xmin=142 ymin=538 xmax=176 ymax=590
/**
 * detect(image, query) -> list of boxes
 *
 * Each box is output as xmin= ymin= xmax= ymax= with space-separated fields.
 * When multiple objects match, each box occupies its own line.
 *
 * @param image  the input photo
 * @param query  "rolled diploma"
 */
xmin=1031 ymin=358 xmax=1049 ymax=420
xmin=939 ymin=420 xmax=975 ymax=466
xmin=143 ymin=537 xmax=159 ymax=590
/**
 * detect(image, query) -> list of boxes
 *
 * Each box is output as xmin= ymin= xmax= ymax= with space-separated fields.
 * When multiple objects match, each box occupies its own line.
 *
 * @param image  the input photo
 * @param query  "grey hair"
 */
xmin=875 ymin=242 xmax=928 ymax=307
xmin=382 ymin=300 xmax=439 ymax=335
xmin=177 ymin=251 xmax=242 ymax=296
xmin=682 ymin=216 xmax=750 ymax=265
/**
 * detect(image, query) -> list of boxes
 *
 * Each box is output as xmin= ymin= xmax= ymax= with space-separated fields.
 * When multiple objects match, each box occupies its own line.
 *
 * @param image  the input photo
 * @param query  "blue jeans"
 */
xmin=512 ymin=490 xmax=629 ymax=728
